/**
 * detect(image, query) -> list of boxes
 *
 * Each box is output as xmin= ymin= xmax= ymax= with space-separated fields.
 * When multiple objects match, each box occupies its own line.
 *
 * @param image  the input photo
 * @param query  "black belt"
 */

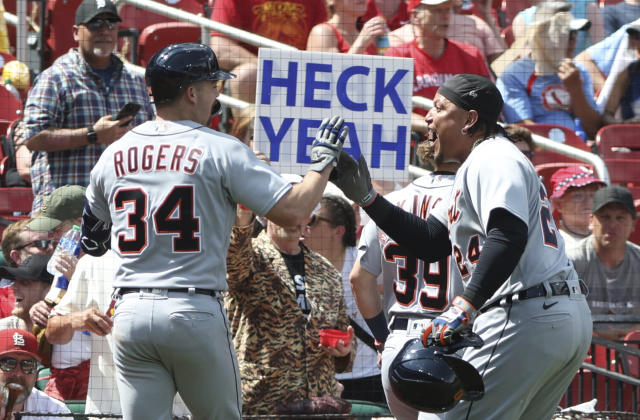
xmin=480 ymin=280 xmax=587 ymax=313
xmin=390 ymin=317 xmax=433 ymax=331
xmin=119 ymin=288 xmax=220 ymax=297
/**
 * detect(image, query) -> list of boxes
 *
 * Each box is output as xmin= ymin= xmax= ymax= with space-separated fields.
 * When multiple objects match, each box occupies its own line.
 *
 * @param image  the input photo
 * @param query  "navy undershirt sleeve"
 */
xmin=461 ymin=208 xmax=528 ymax=309
xmin=363 ymin=194 xmax=451 ymax=262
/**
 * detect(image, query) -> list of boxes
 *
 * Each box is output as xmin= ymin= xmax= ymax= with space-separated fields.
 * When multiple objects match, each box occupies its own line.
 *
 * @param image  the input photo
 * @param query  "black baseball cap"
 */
xmin=75 ymin=0 xmax=121 ymax=25
xmin=437 ymin=74 xmax=504 ymax=125
xmin=592 ymin=185 xmax=637 ymax=219
xmin=0 ymin=254 xmax=54 ymax=284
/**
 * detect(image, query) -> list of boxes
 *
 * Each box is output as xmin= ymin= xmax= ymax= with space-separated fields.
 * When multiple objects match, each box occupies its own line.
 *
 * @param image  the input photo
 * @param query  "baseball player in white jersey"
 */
xmin=333 ymin=74 xmax=592 ymax=420
xmin=79 ymin=43 xmax=348 ymax=420
xmin=354 ymin=167 xmax=464 ymax=420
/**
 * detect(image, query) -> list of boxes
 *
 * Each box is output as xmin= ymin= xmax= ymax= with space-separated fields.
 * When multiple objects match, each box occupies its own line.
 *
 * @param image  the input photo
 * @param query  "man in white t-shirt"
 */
xmin=0 ymin=328 xmax=71 ymax=420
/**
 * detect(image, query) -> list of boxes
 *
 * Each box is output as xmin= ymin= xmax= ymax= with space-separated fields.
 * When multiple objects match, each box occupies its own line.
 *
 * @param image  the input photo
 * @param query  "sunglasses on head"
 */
xmin=307 ymin=214 xmax=335 ymax=227
xmin=0 ymin=358 xmax=37 ymax=375
xmin=15 ymin=239 xmax=56 ymax=251
xmin=84 ymin=18 xmax=119 ymax=31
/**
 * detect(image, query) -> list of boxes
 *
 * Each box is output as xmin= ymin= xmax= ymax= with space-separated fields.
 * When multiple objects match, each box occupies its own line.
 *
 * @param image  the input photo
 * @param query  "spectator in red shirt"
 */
xmin=209 ymin=0 xmax=328 ymax=103
xmin=384 ymin=0 xmax=491 ymax=134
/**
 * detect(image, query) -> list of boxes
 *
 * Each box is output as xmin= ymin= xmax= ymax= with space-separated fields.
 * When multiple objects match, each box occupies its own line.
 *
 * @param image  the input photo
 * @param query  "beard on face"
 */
xmin=92 ymin=46 xmax=113 ymax=58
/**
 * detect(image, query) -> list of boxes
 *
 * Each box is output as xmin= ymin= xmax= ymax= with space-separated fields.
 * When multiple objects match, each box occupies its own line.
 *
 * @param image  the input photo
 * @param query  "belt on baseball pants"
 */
xmin=480 ymin=280 xmax=587 ymax=313
xmin=118 ymin=287 xmax=221 ymax=297
xmin=390 ymin=317 xmax=433 ymax=332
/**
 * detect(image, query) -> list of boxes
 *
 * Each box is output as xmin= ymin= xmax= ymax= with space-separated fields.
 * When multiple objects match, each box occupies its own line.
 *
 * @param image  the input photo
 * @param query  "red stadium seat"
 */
xmin=623 ymin=330 xmax=640 ymax=378
xmin=0 ymin=187 xmax=32 ymax=217
xmin=521 ymin=123 xmax=592 ymax=166
xmin=118 ymin=0 xmax=205 ymax=33
xmin=0 ymin=85 xmax=23 ymax=121
xmin=561 ymin=368 xmax=635 ymax=412
xmin=596 ymin=124 xmax=640 ymax=160
xmin=519 ymin=123 xmax=591 ymax=151
xmin=599 ymin=0 xmax=624 ymax=6
xmin=44 ymin=0 xmax=84 ymax=67
xmin=137 ymin=22 xmax=201 ymax=66
xmin=603 ymin=158 xmax=640 ymax=186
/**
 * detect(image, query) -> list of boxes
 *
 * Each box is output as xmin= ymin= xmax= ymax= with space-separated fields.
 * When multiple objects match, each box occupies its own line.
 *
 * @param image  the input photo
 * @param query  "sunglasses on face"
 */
xmin=307 ymin=214 xmax=335 ymax=228
xmin=15 ymin=239 xmax=56 ymax=251
xmin=84 ymin=18 xmax=119 ymax=31
xmin=0 ymin=358 xmax=37 ymax=375
xmin=569 ymin=31 xmax=578 ymax=42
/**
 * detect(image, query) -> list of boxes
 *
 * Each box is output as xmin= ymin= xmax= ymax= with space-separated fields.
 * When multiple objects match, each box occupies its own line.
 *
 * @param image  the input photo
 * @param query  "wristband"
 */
xmin=364 ymin=310 xmax=389 ymax=343
xmin=87 ymin=125 xmax=98 ymax=144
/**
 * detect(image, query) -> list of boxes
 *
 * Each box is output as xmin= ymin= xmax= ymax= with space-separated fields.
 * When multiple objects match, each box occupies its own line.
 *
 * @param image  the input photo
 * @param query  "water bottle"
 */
xmin=46 ymin=225 xmax=82 ymax=277
xmin=377 ymin=33 xmax=390 ymax=55
xmin=574 ymin=118 xmax=588 ymax=143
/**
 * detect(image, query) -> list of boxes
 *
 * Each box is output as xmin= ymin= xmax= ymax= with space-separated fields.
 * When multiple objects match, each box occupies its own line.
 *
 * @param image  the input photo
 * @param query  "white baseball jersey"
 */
xmin=358 ymin=173 xmax=464 ymax=318
xmin=430 ymin=136 xmax=574 ymax=302
xmin=85 ymin=120 xmax=292 ymax=290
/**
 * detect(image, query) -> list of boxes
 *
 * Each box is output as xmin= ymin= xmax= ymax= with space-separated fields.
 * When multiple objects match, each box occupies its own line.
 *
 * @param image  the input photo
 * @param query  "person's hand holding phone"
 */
xmin=92 ymin=103 xmax=141 ymax=145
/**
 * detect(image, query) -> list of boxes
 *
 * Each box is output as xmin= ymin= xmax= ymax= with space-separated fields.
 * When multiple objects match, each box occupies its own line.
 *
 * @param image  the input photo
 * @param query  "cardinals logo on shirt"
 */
xmin=541 ymin=84 xmax=571 ymax=112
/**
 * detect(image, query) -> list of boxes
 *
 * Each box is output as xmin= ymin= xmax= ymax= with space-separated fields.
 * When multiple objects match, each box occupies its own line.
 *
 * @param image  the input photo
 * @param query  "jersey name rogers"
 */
xmin=113 ymin=144 xmax=203 ymax=178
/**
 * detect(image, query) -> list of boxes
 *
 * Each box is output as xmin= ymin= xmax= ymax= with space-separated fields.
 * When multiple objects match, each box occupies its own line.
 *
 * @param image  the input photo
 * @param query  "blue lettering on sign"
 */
xmin=304 ymin=63 xmax=332 ymax=108
xmin=297 ymin=119 xmax=320 ymax=164
xmin=261 ymin=60 xmax=298 ymax=106
xmin=260 ymin=116 xmax=294 ymax=161
xmin=375 ymin=68 xmax=408 ymax=113
xmin=337 ymin=66 xmax=369 ymax=111
xmin=370 ymin=124 xmax=407 ymax=170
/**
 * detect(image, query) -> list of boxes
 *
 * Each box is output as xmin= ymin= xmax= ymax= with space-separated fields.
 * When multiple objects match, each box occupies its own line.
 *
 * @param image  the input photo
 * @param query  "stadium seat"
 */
xmin=44 ymin=0 xmax=84 ymax=67
xmin=519 ymin=123 xmax=591 ymax=150
xmin=599 ymin=0 xmax=624 ymax=6
xmin=623 ymin=330 xmax=640 ymax=378
xmin=562 ymin=368 xmax=635 ymax=412
xmin=137 ymin=22 xmax=201 ymax=66
xmin=0 ymin=187 xmax=32 ymax=217
xmin=596 ymin=124 xmax=640 ymax=159
xmin=0 ymin=85 xmax=23 ymax=122
xmin=603 ymin=158 xmax=640 ymax=186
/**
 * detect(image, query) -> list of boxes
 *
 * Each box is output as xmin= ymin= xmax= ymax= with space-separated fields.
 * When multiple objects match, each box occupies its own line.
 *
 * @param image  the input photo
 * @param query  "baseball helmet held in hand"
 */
xmin=389 ymin=332 xmax=484 ymax=413
xmin=145 ymin=42 xmax=236 ymax=104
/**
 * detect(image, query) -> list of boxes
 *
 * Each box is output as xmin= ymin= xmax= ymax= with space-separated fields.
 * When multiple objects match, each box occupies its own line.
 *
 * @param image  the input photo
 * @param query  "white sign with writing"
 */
xmin=254 ymin=49 xmax=414 ymax=181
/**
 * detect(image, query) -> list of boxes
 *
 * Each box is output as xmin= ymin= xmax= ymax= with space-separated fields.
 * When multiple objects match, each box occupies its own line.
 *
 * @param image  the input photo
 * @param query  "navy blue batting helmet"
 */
xmin=145 ymin=42 xmax=236 ymax=104
xmin=389 ymin=335 xmax=484 ymax=413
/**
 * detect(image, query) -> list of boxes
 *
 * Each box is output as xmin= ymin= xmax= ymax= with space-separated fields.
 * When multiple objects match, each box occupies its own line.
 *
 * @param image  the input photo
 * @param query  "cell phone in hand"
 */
xmin=114 ymin=102 xmax=141 ymax=126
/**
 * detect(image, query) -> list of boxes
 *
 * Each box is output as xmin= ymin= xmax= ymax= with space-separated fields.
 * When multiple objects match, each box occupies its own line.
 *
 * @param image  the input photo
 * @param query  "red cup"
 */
xmin=319 ymin=329 xmax=350 ymax=347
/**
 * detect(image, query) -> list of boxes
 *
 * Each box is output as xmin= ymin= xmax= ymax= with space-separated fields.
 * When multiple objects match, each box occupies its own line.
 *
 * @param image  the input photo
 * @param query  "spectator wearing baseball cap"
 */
xmin=549 ymin=165 xmax=606 ymax=247
xmin=0 ymin=255 xmax=53 ymax=333
xmin=382 ymin=0 xmax=491 ymax=136
xmin=566 ymin=185 xmax=640 ymax=341
xmin=22 ymin=0 xmax=153 ymax=213
xmin=0 ymin=329 xmax=72 ymax=419
xmin=27 ymin=185 xmax=86 ymax=238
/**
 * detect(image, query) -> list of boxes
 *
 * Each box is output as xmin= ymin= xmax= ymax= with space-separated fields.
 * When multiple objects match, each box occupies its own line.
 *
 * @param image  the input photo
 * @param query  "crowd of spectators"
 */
xmin=1 ymin=0 xmax=640 ymax=417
